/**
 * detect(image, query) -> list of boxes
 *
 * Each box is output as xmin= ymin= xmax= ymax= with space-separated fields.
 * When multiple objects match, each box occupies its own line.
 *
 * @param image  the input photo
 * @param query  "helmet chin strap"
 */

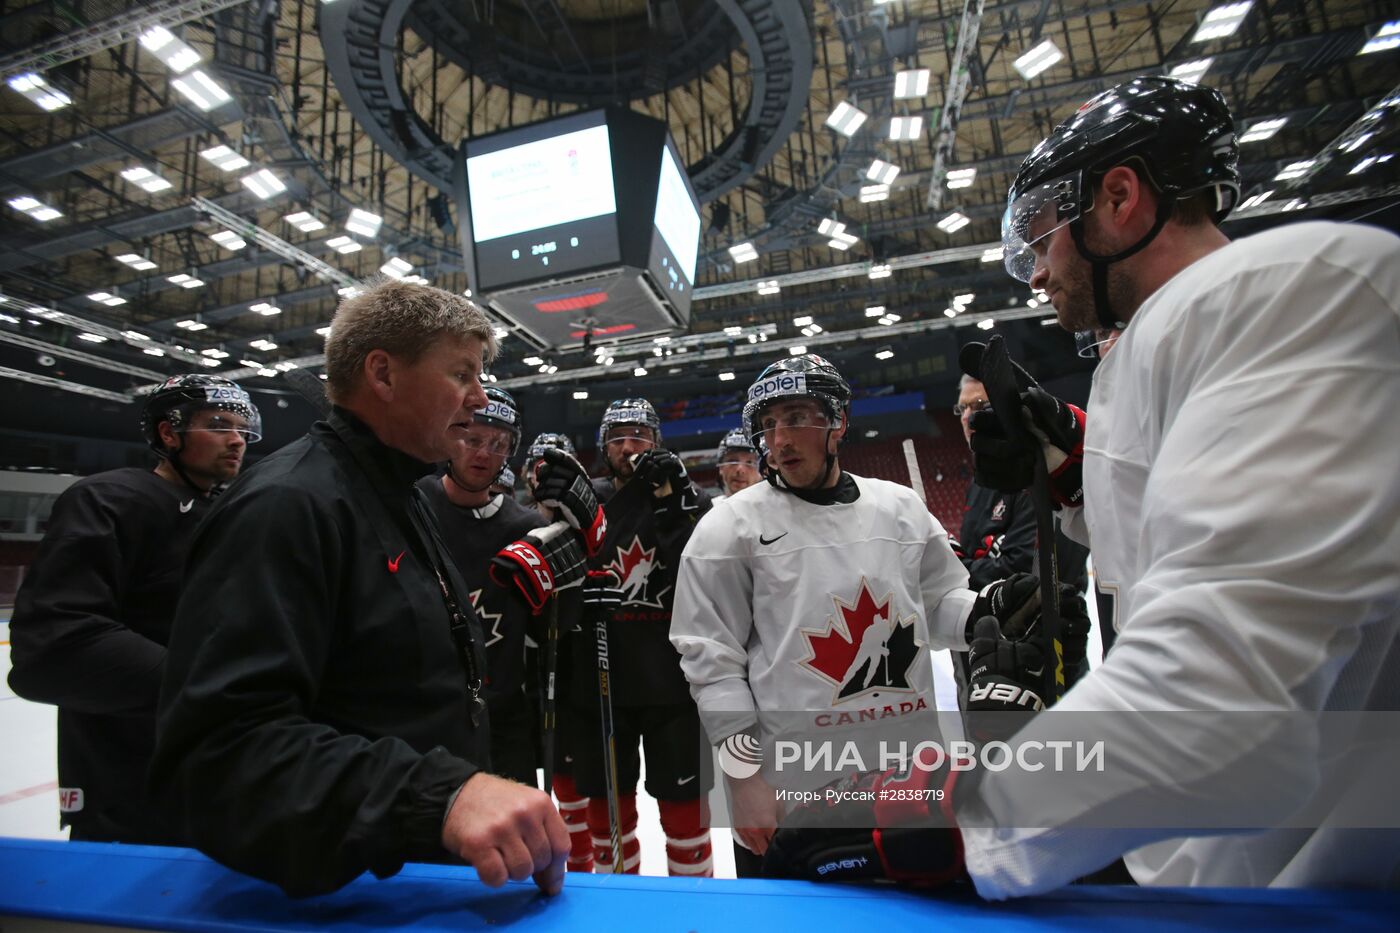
xmin=161 ymin=433 xmax=216 ymax=498
xmin=1069 ymin=192 xmax=1174 ymax=330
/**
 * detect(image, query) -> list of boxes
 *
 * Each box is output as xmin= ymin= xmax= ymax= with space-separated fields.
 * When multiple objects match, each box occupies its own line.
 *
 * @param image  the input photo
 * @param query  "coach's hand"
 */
xmin=442 ymin=773 xmax=570 ymax=894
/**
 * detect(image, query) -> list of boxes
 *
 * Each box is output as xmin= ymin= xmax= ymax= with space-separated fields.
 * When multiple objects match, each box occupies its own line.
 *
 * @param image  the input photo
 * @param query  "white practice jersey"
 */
xmin=963 ymin=221 xmax=1400 ymax=896
xmin=672 ymin=473 xmax=975 ymax=786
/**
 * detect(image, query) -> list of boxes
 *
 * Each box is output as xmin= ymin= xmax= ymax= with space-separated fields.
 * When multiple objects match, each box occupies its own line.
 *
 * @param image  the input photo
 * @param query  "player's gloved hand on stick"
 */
xmin=579 ymin=570 xmax=623 ymax=628
xmin=490 ymin=521 xmax=586 ymax=614
xmin=534 ymin=448 xmax=607 ymax=556
xmin=762 ymin=748 xmax=965 ymax=886
xmin=968 ymin=386 xmax=1084 ymax=507
xmin=961 ymin=343 xmax=1085 ymax=507
xmin=964 ymin=615 xmax=1046 ymax=746
xmin=969 ymin=573 xmax=1041 ymax=640
xmin=968 ymin=576 xmax=1093 ymax=697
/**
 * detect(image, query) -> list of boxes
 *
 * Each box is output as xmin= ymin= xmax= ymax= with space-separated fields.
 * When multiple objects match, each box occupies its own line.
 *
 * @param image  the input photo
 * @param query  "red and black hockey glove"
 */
xmin=947 ymin=533 xmax=968 ymax=562
xmin=490 ymin=520 xmax=586 ymax=614
xmin=534 ymin=448 xmax=607 ymax=556
xmin=971 ymin=533 xmax=1004 ymax=560
xmin=968 ymin=387 xmax=1085 ymax=508
xmin=761 ymin=751 xmax=965 ymax=886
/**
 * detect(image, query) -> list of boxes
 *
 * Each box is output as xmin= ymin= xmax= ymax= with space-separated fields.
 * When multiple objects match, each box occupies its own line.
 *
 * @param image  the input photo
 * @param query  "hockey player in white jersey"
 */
xmin=671 ymin=353 xmax=1080 ymax=876
xmin=761 ymin=75 xmax=1400 ymax=896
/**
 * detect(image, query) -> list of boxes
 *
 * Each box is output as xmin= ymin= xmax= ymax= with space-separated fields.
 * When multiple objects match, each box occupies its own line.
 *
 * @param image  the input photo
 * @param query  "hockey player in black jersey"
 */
xmin=568 ymin=398 xmax=715 ymax=876
xmin=522 ymin=432 xmax=597 ymax=872
xmin=714 ymin=428 xmax=761 ymax=499
xmin=8 ymin=374 xmax=260 ymax=843
xmin=420 ymin=388 xmax=600 ymax=786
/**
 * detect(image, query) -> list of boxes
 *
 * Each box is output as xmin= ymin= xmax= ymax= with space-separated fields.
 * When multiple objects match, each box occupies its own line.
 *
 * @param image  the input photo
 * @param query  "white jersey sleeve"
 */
xmin=671 ymin=497 xmax=759 ymax=743
xmin=962 ymin=222 xmax=1400 ymax=897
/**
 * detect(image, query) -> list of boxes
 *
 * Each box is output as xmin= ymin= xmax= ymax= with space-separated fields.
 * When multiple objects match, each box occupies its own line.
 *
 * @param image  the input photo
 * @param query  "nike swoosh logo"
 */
xmin=179 ymin=500 xmax=194 ymax=513
xmin=758 ymin=532 xmax=788 ymax=546
xmin=676 ymin=775 xmax=696 ymax=786
xmin=387 ymin=550 xmax=406 ymax=573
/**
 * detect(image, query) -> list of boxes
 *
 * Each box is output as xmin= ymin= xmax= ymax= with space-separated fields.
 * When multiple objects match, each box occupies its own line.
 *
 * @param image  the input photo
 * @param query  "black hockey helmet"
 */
xmin=1003 ymin=76 xmax=1239 ymax=327
xmin=715 ymin=428 xmax=757 ymax=463
xmin=475 ymin=386 xmax=521 ymax=458
xmin=597 ymin=397 xmax=662 ymax=449
xmin=742 ymin=353 xmax=852 ymax=442
xmin=140 ymin=374 xmax=262 ymax=456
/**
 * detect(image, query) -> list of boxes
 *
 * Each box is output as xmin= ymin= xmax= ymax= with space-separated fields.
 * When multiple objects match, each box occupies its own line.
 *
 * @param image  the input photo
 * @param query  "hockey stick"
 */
xmin=901 ymin=438 xmax=927 ymax=505
xmin=540 ymin=594 xmax=559 ymax=797
xmin=960 ymin=336 xmax=1065 ymax=704
xmin=279 ymin=367 xmax=331 ymax=418
xmin=595 ymin=611 xmax=625 ymax=873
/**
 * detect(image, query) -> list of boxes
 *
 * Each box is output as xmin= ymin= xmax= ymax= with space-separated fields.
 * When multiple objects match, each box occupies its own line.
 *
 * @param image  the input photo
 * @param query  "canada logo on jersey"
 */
xmin=799 ymin=580 xmax=919 ymax=704
xmin=991 ymin=498 xmax=1007 ymax=522
xmin=468 ymin=588 xmax=505 ymax=649
xmin=605 ymin=535 xmax=670 ymax=609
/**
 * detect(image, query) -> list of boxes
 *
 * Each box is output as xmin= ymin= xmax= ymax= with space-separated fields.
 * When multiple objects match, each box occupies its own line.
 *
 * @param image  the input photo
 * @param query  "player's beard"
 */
xmin=1055 ymin=249 xmax=1137 ymax=334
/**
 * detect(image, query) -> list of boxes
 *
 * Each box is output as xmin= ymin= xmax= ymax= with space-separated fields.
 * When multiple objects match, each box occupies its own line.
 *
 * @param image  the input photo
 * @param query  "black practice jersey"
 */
xmin=8 ymin=467 xmax=211 ymax=843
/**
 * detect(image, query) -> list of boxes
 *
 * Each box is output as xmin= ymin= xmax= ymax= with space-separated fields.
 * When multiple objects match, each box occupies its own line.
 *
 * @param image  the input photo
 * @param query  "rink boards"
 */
xmin=1 ymin=838 xmax=1397 ymax=932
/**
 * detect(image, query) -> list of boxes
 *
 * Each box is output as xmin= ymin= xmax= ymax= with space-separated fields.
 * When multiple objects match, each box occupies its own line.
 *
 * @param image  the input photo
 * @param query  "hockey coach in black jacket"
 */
xmin=151 ymin=281 xmax=571 ymax=897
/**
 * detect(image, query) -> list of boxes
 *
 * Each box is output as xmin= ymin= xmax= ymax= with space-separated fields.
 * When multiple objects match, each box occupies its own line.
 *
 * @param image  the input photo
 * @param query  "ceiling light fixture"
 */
xmin=1014 ymin=40 xmax=1063 ymax=80
xmin=893 ymin=69 xmax=930 ymax=99
xmin=171 ymin=69 xmax=232 ymax=111
xmin=1191 ymin=2 xmax=1254 ymax=44
xmin=6 ymin=72 xmax=71 ymax=111
xmin=825 ymin=100 xmax=869 ymax=137
xmin=345 ymin=208 xmax=383 ymax=238
xmin=121 ymin=166 xmax=174 ymax=193
xmin=199 ymin=145 xmax=250 ymax=172
xmin=888 ymin=115 xmax=924 ymax=141
xmin=240 ymin=168 xmax=287 ymax=200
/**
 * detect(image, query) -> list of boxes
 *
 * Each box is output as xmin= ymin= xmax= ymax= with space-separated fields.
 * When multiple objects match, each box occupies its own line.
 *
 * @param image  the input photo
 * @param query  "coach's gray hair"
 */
xmin=958 ymin=373 xmax=982 ymax=394
xmin=323 ymin=279 xmax=498 ymax=403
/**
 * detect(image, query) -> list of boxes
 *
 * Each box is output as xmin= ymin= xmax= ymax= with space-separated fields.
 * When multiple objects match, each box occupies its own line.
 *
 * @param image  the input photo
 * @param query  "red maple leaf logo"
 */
xmin=800 ymin=580 xmax=916 ymax=702
xmin=605 ymin=535 xmax=664 ymax=606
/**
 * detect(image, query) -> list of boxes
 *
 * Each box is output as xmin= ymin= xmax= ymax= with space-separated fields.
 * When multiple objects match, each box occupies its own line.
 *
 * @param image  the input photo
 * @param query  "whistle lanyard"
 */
xmin=408 ymin=489 xmax=487 ymax=727
xmin=332 ymin=416 xmax=486 ymax=726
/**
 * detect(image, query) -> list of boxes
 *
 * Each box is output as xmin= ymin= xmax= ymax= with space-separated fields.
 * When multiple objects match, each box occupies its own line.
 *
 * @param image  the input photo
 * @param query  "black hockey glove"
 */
xmin=969 ymin=576 xmax=1093 ymax=698
xmin=534 ymin=447 xmax=607 ymax=556
xmin=968 ymin=387 xmax=1085 ymax=508
xmin=968 ymin=573 xmax=1042 ymax=641
xmin=762 ymin=749 xmax=965 ymax=887
xmin=581 ymin=570 xmax=623 ymax=625
xmin=490 ymin=521 xmax=586 ymax=614
xmin=632 ymin=449 xmax=703 ymax=522
xmin=963 ymin=615 xmax=1047 ymax=746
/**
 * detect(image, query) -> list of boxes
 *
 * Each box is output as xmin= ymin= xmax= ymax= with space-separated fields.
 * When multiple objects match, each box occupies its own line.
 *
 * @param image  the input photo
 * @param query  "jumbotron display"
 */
xmin=454 ymin=108 xmax=702 ymax=350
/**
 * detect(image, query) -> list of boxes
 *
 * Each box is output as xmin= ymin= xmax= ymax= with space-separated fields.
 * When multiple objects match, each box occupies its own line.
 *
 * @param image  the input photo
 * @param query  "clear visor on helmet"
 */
xmin=603 ymin=424 xmax=656 ymax=447
xmin=188 ymin=407 xmax=263 ymax=443
xmin=747 ymin=403 xmax=834 ymax=449
xmin=1075 ymin=327 xmax=1123 ymax=360
xmin=1001 ymin=171 xmax=1085 ymax=283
